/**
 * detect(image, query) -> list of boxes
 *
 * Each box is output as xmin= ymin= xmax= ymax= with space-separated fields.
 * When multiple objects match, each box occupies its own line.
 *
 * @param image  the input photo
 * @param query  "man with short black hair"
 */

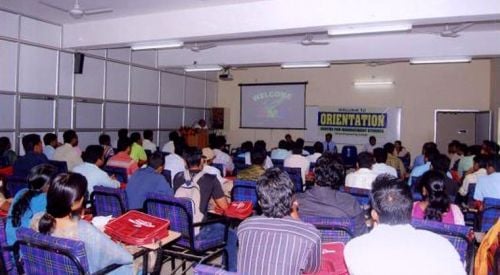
xmin=161 ymin=131 xmax=178 ymax=154
xmin=42 ymin=133 xmax=58 ymax=160
xmin=107 ymin=137 xmax=139 ymax=176
xmin=53 ymin=130 xmax=83 ymax=171
xmin=372 ymin=147 xmax=397 ymax=177
xmin=323 ymin=133 xmax=337 ymax=154
xmin=212 ymin=136 xmax=234 ymax=175
xmin=344 ymin=175 xmax=465 ymax=275
xmin=408 ymin=147 xmax=440 ymax=185
xmin=307 ymin=141 xmax=323 ymax=163
xmin=384 ymin=142 xmax=406 ymax=179
xmin=98 ymin=134 xmax=114 ymax=162
xmin=13 ymin=134 xmax=48 ymax=177
xmin=73 ymin=145 xmax=119 ymax=194
xmin=142 ymin=129 xmax=157 ymax=152
xmin=363 ymin=135 xmax=377 ymax=153
xmin=164 ymin=137 xmax=187 ymax=183
xmin=126 ymin=152 xmax=173 ymax=209
xmin=238 ymin=168 xmax=321 ymax=274
xmin=459 ymin=154 xmax=488 ymax=197
xmin=270 ymin=140 xmax=290 ymax=160
xmin=474 ymin=155 xmax=500 ymax=204
xmin=345 ymin=152 xmax=377 ymax=190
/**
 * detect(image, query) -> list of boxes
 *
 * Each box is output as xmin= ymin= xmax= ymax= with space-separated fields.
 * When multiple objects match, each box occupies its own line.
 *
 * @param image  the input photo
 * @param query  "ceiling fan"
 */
xmin=39 ymin=0 xmax=113 ymax=19
xmin=300 ymin=34 xmax=330 ymax=46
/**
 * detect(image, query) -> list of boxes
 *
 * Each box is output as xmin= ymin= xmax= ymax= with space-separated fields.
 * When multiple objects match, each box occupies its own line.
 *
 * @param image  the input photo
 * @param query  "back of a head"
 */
xmin=313 ymin=141 xmax=324 ymax=154
xmin=419 ymin=170 xmax=450 ymax=222
xmin=63 ymin=130 xmax=77 ymax=144
xmin=254 ymin=140 xmax=267 ymax=152
xmin=314 ymin=152 xmax=344 ymax=189
xmin=296 ymin=138 xmax=305 ymax=148
xmin=148 ymin=152 xmax=164 ymax=170
xmin=425 ymin=147 xmax=440 ymax=162
xmin=39 ymin=173 xmax=88 ymax=234
xmin=117 ymin=137 xmax=132 ymax=152
xmin=474 ymin=154 xmax=488 ymax=169
xmin=383 ymin=142 xmax=395 ymax=155
xmin=278 ymin=140 xmax=287 ymax=149
xmin=422 ymin=142 xmax=437 ymax=154
xmin=371 ymin=175 xmax=412 ymax=225
xmin=168 ymin=131 xmax=179 ymax=142
xmin=22 ymin=134 xmax=41 ymax=153
xmin=183 ymin=146 xmax=202 ymax=169
xmin=373 ymin=147 xmax=387 ymax=163
xmin=118 ymin=128 xmax=128 ymax=139
xmin=0 ymin=137 xmax=10 ymax=153
xmin=256 ymin=168 xmax=294 ymax=218
xmin=430 ymin=154 xmax=450 ymax=173
xmin=130 ymin=132 xmax=141 ymax=143
xmin=291 ymin=141 xmax=302 ymax=155
xmin=43 ymin=133 xmax=57 ymax=146
xmin=82 ymin=145 xmax=104 ymax=164
xmin=215 ymin=136 xmax=226 ymax=149
xmin=488 ymin=154 xmax=500 ymax=172
xmin=241 ymin=141 xmax=254 ymax=153
xmin=250 ymin=149 xmax=266 ymax=166
xmin=98 ymin=134 xmax=111 ymax=146
xmin=357 ymin=152 xmax=374 ymax=169
xmin=174 ymin=137 xmax=185 ymax=156
xmin=143 ymin=130 xmax=153 ymax=141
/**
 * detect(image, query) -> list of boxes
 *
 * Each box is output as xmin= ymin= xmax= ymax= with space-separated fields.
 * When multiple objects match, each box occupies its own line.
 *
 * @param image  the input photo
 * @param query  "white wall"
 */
xmin=218 ymin=61 xmax=491 ymax=159
xmin=0 ymin=9 xmax=217 ymax=153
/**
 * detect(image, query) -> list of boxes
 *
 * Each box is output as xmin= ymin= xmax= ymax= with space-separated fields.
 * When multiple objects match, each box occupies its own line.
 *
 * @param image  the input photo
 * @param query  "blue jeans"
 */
xmin=197 ymin=223 xmax=237 ymax=272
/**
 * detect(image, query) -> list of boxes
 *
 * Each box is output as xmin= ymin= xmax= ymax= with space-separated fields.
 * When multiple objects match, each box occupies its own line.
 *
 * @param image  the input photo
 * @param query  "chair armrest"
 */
xmin=92 ymin=263 xmax=125 ymax=275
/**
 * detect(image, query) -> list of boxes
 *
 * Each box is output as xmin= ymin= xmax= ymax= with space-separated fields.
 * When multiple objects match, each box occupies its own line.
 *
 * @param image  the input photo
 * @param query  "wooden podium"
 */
xmin=184 ymin=130 xmax=208 ymax=149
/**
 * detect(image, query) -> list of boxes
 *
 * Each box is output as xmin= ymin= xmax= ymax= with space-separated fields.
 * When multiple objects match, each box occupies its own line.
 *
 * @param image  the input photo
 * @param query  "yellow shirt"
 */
xmin=130 ymin=143 xmax=147 ymax=162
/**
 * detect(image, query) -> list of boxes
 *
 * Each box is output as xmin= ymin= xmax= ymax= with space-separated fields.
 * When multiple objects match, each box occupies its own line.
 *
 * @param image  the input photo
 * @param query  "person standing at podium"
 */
xmin=194 ymin=119 xmax=208 ymax=130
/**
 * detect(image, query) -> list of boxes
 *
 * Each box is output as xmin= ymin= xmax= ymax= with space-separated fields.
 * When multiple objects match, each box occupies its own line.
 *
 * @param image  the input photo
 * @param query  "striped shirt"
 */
xmin=237 ymin=216 xmax=321 ymax=275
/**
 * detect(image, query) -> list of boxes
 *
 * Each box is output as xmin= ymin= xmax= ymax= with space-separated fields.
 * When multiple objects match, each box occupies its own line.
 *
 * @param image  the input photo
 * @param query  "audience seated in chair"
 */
xmin=13 ymin=134 xmax=49 ymax=178
xmin=270 ymin=140 xmax=290 ymax=160
xmin=237 ymin=168 xmax=321 ymax=274
xmin=345 ymin=152 xmax=377 ymax=190
xmin=297 ymin=152 xmax=366 ymax=236
xmin=212 ymin=136 xmax=234 ymax=176
xmin=344 ymin=175 xmax=465 ymax=275
xmin=306 ymin=141 xmax=323 ymax=164
xmin=98 ymin=133 xmax=115 ymax=163
xmin=431 ymin=154 xmax=459 ymax=199
xmin=129 ymin=132 xmax=148 ymax=167
xmin=237 ymin=149 xmax=266 ymax=182
xmin=284 ymin=140 xmax=310 ymax=185
xmin=42 ymin=133 xmax=58 ymax=161
xmin=458 ymin=154 xmax=487 ymax=198
xmin=473 ymin=155 xmax=500 ymax=209
xmin=201 ymin=147 xmax=226 ymax=185
xmin=5 ymin=164 xmax=57 ymax=246
xmin=383 ymin=142 xmax=406 ymax=180
xmin=161 ymin=131 xmax=179 ymax=154
xmin=371 ymin=147 xmax=398 ymax=178
xmin=0 ymin=137 xmax=17 ymax=167
xmin=164 ymin=138 xmax=187 ymax=183
xmin=107 ymin=137 xmax=139 ymax=177
xmin=31 ymin=172 xmax=133 ymax=274
xmin=73 ymin=145 xmax=120 ymax=195
xmin=254 ymin=140 xmax=273 ymax=169
xmin=408 ymin=146 xmax=439 ymax=186
xmin=142 ymin=129 xmax=157 ymax=153
xmin=412 ymin=171 xmax=464 ymax=225
xmin=53 ymin=130 xmax=83 ymax=171
xmin=126 ymin=152 xmax=173 ymax=210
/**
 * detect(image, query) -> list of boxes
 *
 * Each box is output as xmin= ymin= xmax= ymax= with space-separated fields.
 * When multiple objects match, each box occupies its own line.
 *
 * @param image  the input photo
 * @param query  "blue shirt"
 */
xmin=5 ymin=189 xmax=47 ymax=245
xmin=407 ymin=162 xmax=431 ymax=186
xmin=13 ymin=152 xmax=48 ymax=177
xmin=473 ymin=172 xmax=500 ymax=201
xmin=322 ymin=141 xmax=337 ymax=153
xmin=413 ymin=155 xmax=425 ymax=168
xmin=126 ymin=167 xmax=173 ymax=209
xmin=43 ymin=145 xmax=56 ymax=160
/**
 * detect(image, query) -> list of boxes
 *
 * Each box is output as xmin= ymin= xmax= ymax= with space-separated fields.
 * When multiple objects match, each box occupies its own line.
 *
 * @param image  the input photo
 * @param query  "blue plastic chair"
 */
xmin=341 ymin=145 xmax=357 ymax=169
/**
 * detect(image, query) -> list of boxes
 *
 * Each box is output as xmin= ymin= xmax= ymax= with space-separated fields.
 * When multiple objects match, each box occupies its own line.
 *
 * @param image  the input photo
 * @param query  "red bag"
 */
xmin=224 ymin=201 xmax=253 ymax=219
xmin=304 ymin=242 xmax=348 ymax=275
xmin=104 ymin=210 xmax=170 ymax=245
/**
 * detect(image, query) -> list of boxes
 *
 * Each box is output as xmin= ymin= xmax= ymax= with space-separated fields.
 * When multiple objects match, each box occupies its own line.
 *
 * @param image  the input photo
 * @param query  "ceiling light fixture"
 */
xmin=409 ymin=56 xmax=472 ymax=64
xmin=281 ymin=62 xmax=331 ymax=69
xmin=131 ymin=41 xmax=184 ymax=51
xmin=328 ymin=23 xmax=412 ymax=36
xmin=184 ymin=65 xmax=222 ymax=72
xmin=353 ymin=80 xmax=395 ymax=87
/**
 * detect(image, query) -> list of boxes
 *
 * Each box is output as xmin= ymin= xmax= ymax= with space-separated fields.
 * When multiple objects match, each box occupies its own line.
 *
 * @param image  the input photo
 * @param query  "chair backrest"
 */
xmin=162 ymin=169 xmax=172 ymax=187
xmin=341 ymin=145 xmax=358 ymax=168
xmin=411 ymin=219 xmax=472 ymax=263
xmin=0 ymin=218 xmax=17 ymax=275
xmin=466 ymin=183 xmax=476 ymax=205
xmin=231 ymin=180 xmax=258 ymax=206
xmin=301 ymin=215 xmax=355 ymax=244
xmin=5 ymin=176 xmax=28 ymax=198
xmin=283 ymin=167 xmax=303 ymax=193
xmin=211 ymin=163 xmax=224 ymax=176
xmin=91 ymin=186 xmax=128 ymax=217
xmin=103 ymin=166 xmax=128 ymax=183
xmin=144 ymin=193 xmax=194 ymax=247
xmin=271 ymin=159 xmax=284 ymax=169
xmin=481 ymin=197 xmax=500 ymax=232
xmin=14 ymin=228 xmax=90 ymax=274
xmin=48 ymin=160 xmax=68 ymax=174
xmin=339 ymin=186 xmax=371 ymax=207
xmin=410 ymin=176 xmax=423 ymax=201
xmin=233 ymin=157 xmax=248 ymax=174
xmin=173 ymin=171 xmax=186 ymax=192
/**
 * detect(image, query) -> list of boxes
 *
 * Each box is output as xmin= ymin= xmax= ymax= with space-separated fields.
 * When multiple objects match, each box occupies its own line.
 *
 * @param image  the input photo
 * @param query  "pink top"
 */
xmin=411 ymin=202 xmax=465 ymax=225
xmin=106 ymin=152 xmax=139 ymax=176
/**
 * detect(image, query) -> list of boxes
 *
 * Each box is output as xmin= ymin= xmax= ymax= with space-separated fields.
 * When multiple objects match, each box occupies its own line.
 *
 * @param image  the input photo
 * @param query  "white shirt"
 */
xmin=213 ymin=148 xmax=234 ymax=173
xmin=270 ymin=148 xmax=290 ymax=160
xmin=53 ymin=143 xmax=83 ymax=171
xmin=371 ymin=163 xmax=398 ymax=177
xmin=363 ymin=143 xmax=376 ymax=154
xmin=345 ymin=224 xmax=465 ymax=275
xmin=161 ymin=141 xmax=175 ymax=154
xmin=164 ymin=153 xmax=186 ymax=182
xmin=142 ymin=139 xmax=157 ymax=152
xmin=243 ymin=152 xmax=273 ymax=169
xmin=345 ymin=168 xmax=378 ymax=190
xmin=73 ymin=162 xmax=120 ymax=194
xmin=202 ymin=164 xmax=226 ymax=185
xmin=459 ymin=168 xmax=487 ymax=196
xmin=306 ymin=152 xmax=322 ymax=163
xmin=284 ymin=154 xmax=310 ymax=184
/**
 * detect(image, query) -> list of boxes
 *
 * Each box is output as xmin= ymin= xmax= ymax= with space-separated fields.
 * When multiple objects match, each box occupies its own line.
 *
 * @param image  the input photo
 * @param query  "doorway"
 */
xmin=435 ymin=110 xmax=491 ymax=153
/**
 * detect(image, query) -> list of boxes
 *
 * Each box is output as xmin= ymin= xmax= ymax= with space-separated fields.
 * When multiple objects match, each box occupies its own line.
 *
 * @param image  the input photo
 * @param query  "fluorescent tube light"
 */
xmin=328 ymin=23 xmax=412 ymax=36
xmin=281 ymin=62 xmax=330 ymax=69
xmin=131 ymin=41 xmax=184 ymax=51
xmin=354 ymin=80 xmax=395 ymax=87
xmin=409 ymin=57 xmax=472 ymax=64
xmin=184 ymin=65 xmax=222 ymax=72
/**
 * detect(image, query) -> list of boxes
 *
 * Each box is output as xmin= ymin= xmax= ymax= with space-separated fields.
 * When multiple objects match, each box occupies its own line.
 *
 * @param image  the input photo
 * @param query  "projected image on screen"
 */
xmin=240 ymin=83 xmax=306 ymax=129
